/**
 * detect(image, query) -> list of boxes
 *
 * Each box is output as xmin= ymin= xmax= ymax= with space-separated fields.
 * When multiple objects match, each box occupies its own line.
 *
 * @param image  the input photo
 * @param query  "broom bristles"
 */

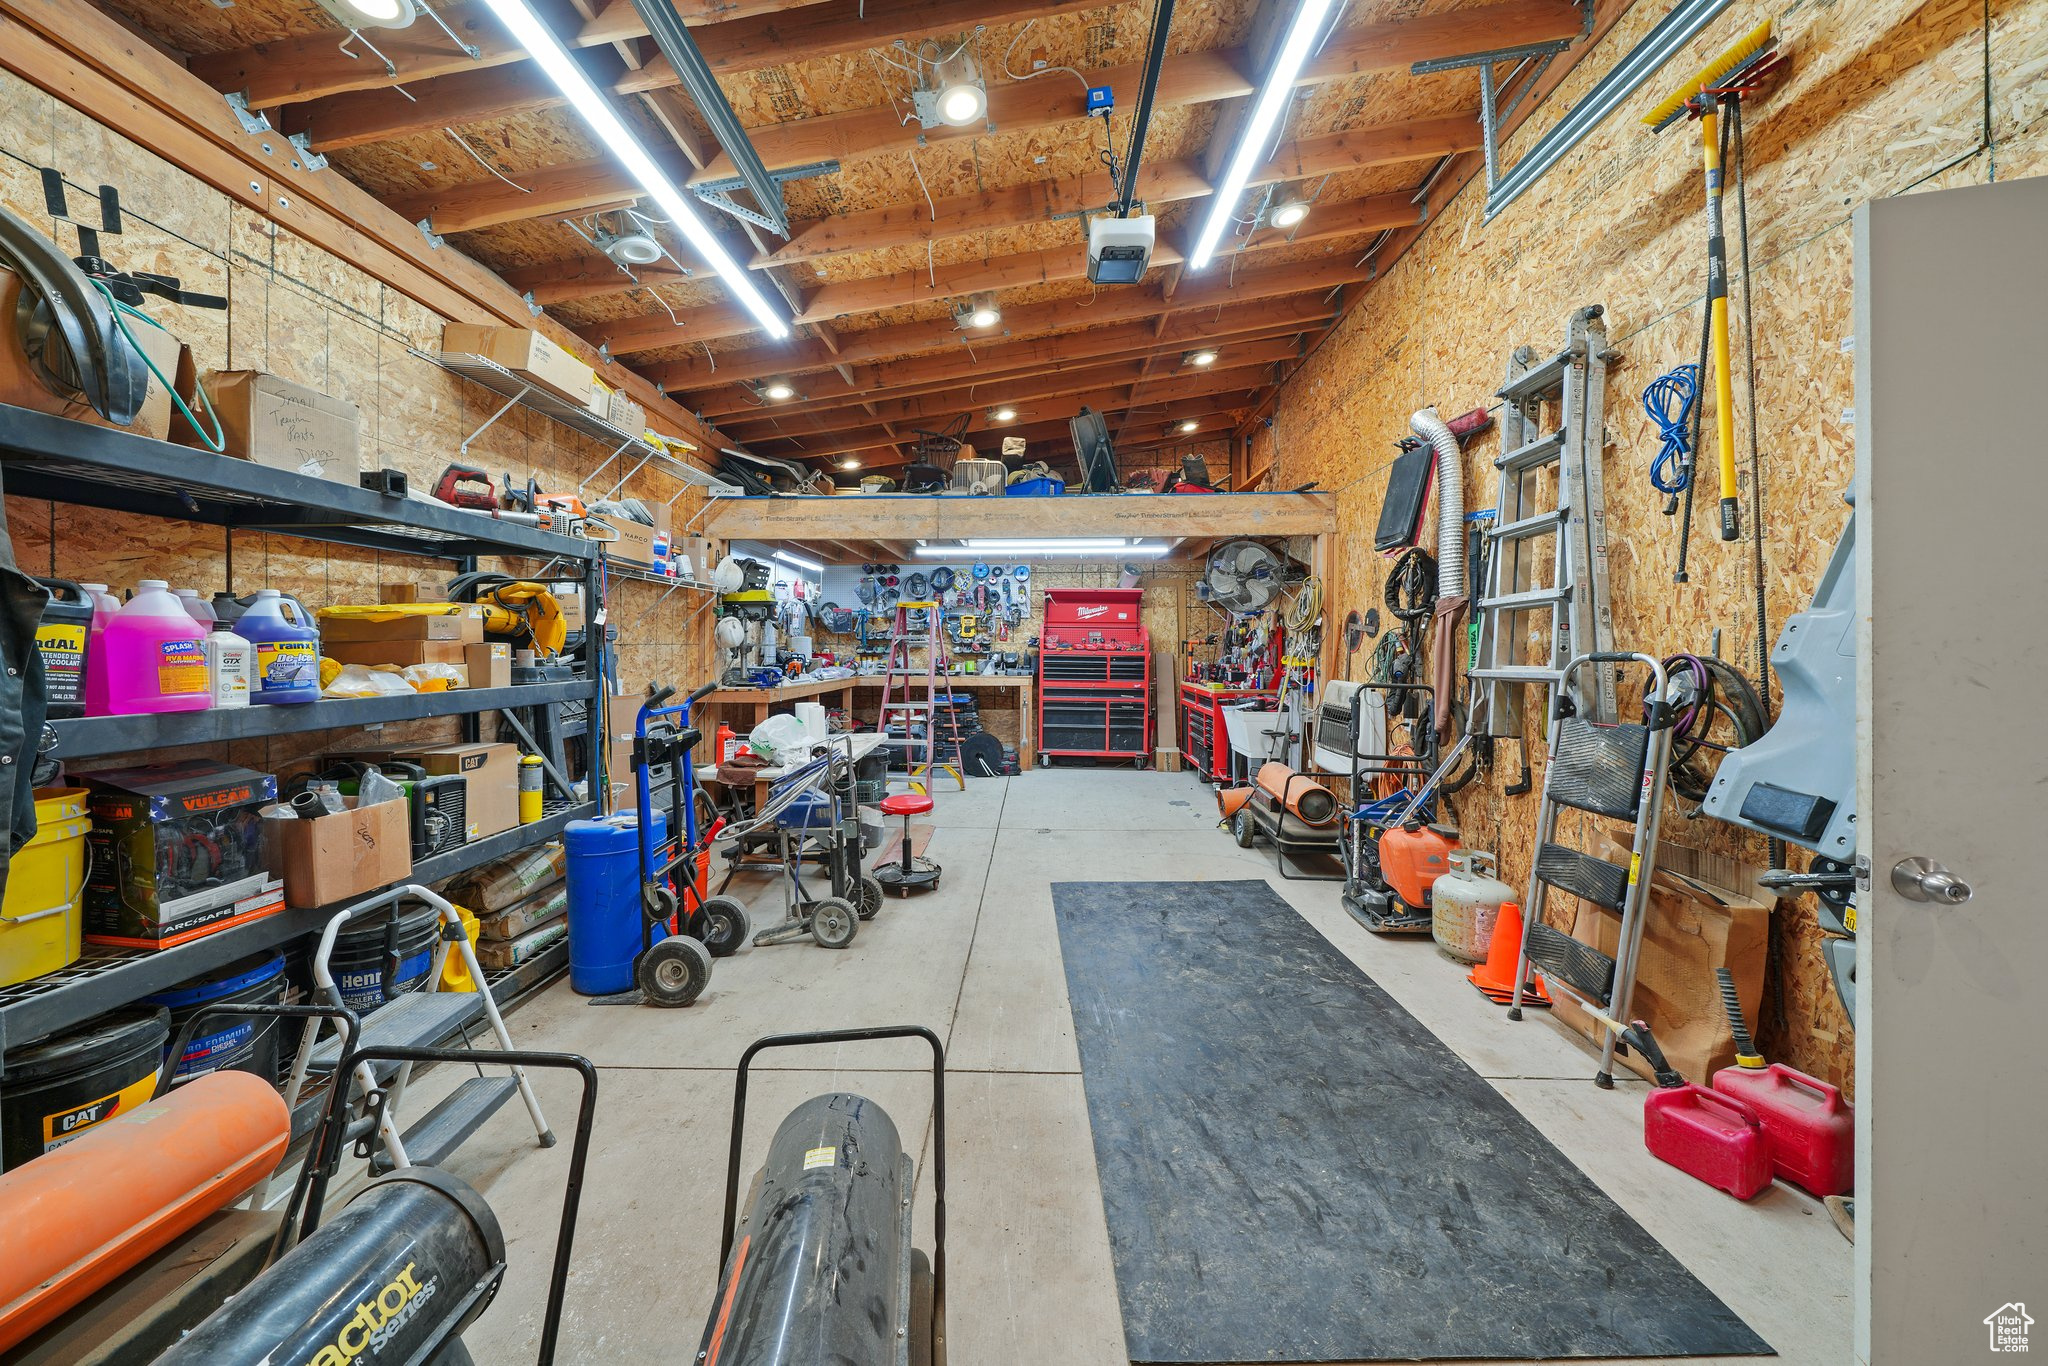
xmin=1642 ymin=19 xmax=1776 ymax=132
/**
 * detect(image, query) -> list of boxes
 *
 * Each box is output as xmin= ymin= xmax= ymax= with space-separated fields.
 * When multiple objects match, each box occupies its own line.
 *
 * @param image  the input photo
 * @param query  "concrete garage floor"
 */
xmin=406 ymin=768 xmax=1850 ymax=1365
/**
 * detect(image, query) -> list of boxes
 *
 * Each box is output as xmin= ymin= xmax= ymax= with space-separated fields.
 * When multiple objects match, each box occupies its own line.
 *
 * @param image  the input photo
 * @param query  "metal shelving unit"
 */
xmin=0 ymin=400 xmax=610 ymax=1075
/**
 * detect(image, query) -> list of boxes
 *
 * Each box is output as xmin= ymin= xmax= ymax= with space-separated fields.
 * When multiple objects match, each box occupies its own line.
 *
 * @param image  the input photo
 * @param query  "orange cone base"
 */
xmin=1468 ymin=900 xmax=1553 ymax=1007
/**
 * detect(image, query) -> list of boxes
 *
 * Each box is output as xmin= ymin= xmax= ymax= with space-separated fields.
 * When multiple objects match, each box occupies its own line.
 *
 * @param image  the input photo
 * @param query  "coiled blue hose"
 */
xmin=1642 ymin=363 xmax=1701 ymax=498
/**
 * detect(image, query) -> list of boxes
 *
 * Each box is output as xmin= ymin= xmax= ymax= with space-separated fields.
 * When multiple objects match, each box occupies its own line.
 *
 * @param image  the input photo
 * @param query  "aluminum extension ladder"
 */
xmin=874 ymin=600 xmax=960 ymax=795
xmin=1507 ymin=653 xmax=1678 ymax=1087
xmin=1470 ymin=304 xmax=1617 ymax=735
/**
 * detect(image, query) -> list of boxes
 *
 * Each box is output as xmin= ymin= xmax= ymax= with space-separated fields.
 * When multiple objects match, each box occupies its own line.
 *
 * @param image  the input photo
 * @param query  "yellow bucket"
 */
xmin=0 ymin=788 xmax=93 ymax=988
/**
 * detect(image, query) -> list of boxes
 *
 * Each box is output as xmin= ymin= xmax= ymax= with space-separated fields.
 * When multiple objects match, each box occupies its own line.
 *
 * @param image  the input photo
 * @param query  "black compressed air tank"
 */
xmin=156 ymin=1167 xmax=504 ymax=1365
xmin=699 ymin=1092 xmax=912 ymax=1366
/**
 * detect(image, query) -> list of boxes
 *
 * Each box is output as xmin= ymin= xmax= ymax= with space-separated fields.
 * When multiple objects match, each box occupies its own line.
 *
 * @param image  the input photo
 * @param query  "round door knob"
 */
xmin=1891 ymin=856 xmax=1973 ymax=905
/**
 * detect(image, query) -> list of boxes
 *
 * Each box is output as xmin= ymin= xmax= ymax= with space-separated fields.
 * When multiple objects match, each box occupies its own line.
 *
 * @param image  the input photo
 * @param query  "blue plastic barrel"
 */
xmin=564 ymin=810 xmax=666 ymax=995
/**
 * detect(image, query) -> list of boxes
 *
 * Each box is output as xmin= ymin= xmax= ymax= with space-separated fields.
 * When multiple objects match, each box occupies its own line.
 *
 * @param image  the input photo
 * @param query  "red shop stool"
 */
xmin=875 ymin=792 xmax=942 ymax=896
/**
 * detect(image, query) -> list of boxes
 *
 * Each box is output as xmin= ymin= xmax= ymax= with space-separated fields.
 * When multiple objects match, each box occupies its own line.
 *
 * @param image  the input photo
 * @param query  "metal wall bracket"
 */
xmin=417 ymin=217 xmax=445 ymax=249
xmin=287 ymin=131 xmax=329 ymax=172
xmin=522 ymin=290 xmax=544 ymax=317
xmin=224 ymin=92 xmax=272 ymax=136
xmin=692 ymin=186 xmax=782 ymax=232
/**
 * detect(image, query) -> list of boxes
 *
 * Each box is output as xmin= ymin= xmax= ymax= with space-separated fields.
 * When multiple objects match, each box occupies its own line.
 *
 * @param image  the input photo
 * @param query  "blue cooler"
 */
xmin=564 ymin=810 xmax=667 ymax=995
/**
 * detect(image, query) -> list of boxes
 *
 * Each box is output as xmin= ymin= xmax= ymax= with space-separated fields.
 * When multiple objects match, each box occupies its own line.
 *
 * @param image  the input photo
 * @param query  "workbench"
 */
xmin=1180 ymin=681 xmax=1278 ymax=780
xmin=704 ymin=674 xmax=1037 ymax=771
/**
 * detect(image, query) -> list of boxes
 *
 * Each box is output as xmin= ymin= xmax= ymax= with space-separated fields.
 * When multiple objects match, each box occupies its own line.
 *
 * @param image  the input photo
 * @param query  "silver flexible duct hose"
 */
xmin=1411 ymin=406 xmax=1464 ymax=598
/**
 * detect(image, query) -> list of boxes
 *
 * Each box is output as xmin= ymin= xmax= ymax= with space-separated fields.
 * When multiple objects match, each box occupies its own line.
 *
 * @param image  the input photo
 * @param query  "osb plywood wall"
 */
xmin=0 ymin=67 xmax=706 ymax=783
xmin=1255 ymin=0 xmax=2048 ymax=1092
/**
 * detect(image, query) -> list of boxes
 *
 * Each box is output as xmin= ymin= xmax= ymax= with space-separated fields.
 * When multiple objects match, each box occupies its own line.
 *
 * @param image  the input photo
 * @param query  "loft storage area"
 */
xmin=0 ymin=0 xmax=2035 ymax=1363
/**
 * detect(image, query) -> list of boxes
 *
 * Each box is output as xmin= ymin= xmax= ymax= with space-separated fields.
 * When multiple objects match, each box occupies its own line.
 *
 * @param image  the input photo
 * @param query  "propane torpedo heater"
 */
xmin=1644 ymin=21 xmax=1779 ymax=544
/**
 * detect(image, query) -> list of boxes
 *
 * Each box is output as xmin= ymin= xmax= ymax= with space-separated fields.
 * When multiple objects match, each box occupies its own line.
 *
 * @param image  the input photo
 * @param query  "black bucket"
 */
xmin=330 ymin=902 xmax=442 ymax=1014
xmin=142 ymin=952 xmax=287 ymax=1088
xmin=1 ymin=1007 xmax=169 ymax=1170
xmin=32 ymin=577 xmax=94 ymax=720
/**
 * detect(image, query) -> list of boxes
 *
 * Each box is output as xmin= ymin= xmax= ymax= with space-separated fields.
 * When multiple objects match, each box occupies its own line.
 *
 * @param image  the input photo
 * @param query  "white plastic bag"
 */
xmin=323 ymin=663 xmax=416 ymax=698
xmin=749 ymin=713 xmax=810 ymax=763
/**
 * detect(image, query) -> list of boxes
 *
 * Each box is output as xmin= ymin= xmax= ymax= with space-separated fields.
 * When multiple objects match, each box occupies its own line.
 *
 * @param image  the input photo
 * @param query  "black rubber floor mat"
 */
xmin=1053 ymin=879 xmax=1772 ymax=1363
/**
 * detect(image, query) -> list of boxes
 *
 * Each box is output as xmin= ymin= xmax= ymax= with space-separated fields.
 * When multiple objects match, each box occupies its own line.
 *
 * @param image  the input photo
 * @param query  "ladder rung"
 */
xmin=1467 ymin=665 xmax=1561 ymax=685
xmin=1489 ymin=510 xmax=1565 ymax=541
xmin=1497 ymin=348 xmax=1572 ymax=405
xmin=1479 ymin=587 xmax=1569 ymax=612
xmin=1495 ymin=428 xmax=1565 ymax=471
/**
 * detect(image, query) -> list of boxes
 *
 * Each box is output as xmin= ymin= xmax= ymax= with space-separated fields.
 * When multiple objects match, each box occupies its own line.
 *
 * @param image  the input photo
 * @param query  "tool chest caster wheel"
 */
xmin=639 ymin=935 xmax=713 ymax=1007
xmin=699 ymin=896 xmax=751 ymax=957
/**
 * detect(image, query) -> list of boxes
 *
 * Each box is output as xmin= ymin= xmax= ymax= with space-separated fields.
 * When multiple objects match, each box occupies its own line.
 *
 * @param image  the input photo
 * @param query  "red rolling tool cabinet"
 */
xmin=1036 ymin=588 xmax=1152 ymax=766
xmin=1179 ymin=681 xmax=1276 ymax=781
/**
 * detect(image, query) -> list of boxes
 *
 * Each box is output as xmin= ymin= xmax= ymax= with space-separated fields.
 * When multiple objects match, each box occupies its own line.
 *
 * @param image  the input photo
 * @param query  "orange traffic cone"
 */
xmin=1468 ymin=900 xmax=1551 ymax=1008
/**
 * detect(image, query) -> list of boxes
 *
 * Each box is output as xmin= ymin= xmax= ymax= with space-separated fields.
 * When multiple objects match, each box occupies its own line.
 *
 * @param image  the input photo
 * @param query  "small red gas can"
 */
xmin=1712 ymin=1063 xmax=1854 ymax=1197
xmin=1643 ymin=1084 xmax=1772 ymax=1200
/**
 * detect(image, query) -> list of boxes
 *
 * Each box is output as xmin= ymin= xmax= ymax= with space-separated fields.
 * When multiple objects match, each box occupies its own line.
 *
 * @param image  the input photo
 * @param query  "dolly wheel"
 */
xmin=855 ymin=874 xmax=885 ymax=921
xmin=639 ymin=935 xmax=712 ymax=1007
xmin=1232 ymin=809 xmax=1257 ymax=848
xmin=810 ymin=898 xmax=858 ymax=949
xmin=644 ymin=884 xmax=679 ymax=929
xmin=700 ymin=896 xmax=751 ymax=957
xmin=909 ymin=1248 xmax=940 ymax=1366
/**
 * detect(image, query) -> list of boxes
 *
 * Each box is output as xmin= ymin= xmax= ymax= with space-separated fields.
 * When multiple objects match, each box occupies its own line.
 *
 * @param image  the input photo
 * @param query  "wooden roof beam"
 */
xmin=641 ymin=263 xmax=1363 ymax=391
xmin=278 ymin=0 xmax=1102 ymax=152
xmin=587 ymin=192 xmax=1417 ymax=356
xmin=693 ymin=0 xmax=1582 ymax=184
xmin=688 ymin=309 xmax=1328 ymax=419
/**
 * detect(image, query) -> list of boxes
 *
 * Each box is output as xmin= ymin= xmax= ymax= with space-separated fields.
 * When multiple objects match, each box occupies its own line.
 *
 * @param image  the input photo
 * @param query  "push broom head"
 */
xmin=1642 ymin=19 xmax=1777 ymax=132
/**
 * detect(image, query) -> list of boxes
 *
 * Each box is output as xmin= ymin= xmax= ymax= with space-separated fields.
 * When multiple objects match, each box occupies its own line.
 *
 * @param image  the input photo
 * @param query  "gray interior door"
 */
xmin=1855 ymin=175 xmax=2048 ymax=1363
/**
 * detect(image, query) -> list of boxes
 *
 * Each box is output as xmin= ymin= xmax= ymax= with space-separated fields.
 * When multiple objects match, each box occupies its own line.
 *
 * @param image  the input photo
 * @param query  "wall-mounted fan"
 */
xmin=1201 ymin=539 xmax=1285 ymax=614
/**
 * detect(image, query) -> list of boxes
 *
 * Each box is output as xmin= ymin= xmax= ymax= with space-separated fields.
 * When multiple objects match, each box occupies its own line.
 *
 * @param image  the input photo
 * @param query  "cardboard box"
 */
xmin=188 ymin=370 xmax=362 ymax=482
xmin=323 ymin=639 xmax=470 ymax=668
xmin=84 ymin=761 xmax=280 ymax=948
xmin=600 ymin=516 xmax=657 ymax=567
xmin=608 ymin=390 xmax=645 ymax=433
xmin=0 ymin=267 xmax=188 ymax=442
xmin=380 ymin=583 xmax=424 ymax=603
xmin=466 ymin=641 xmax=511 ymax=689
xmin=440 ymin=324 xmax=594 ymax=407
xmin=586 ymin=377 xmax=613 ymax=419
xmin=677 ymin=535 xmax=715 ymax=582
xmin=265 ymin=796 xmax=412 ymax=910
xmin=554 ymin=584 xmax=586 ymax=632
xmin=409 ymin=741 xmax=519 ymax=839
xmin=318 ymin=609 xmax=484 ymax=643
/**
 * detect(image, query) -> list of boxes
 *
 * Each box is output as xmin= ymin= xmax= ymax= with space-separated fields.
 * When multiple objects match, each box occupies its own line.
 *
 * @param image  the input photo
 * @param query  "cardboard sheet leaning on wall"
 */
xmin=1549 ymin=832 xmax=1774 ymax=1087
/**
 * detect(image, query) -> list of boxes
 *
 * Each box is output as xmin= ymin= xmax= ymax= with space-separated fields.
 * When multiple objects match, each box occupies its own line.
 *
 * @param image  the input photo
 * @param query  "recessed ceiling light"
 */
xmin=840 ymin=458 xmax=862 ymax=470
xmin=1184 ymin=348 xmax=1218 ymax=367
xmin=932 ymin=46 xmax=989 ymax=127
xmin=992 ymin=406 xmax=1017 ymax=422
xmin=1270 ymin=199 xmax=1312 ymax=229
xmin=762 ymin=381 xmax=796 ymax=401
xmin=315 ymin=0 xmax=416 ymax=28
xmin=958 ymin=291 xmax=1001 ymax=330
xmin=1179 ymin=419 xmax=1200 ymax=433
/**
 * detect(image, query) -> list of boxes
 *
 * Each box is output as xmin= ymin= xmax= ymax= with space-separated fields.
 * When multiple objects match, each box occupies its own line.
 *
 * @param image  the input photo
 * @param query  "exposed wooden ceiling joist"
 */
xmin=276 ymin=0 xmax=1103 ymax=152
xmin=642 ymin=264 xmax=1363 ymax=391
xmin=582 ymin=189 xmax=1416 ymax=355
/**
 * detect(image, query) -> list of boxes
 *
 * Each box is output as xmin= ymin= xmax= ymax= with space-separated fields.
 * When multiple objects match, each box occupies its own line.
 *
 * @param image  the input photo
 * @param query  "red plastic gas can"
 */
xmin=1712 ymin=1063 xmax=1854 ymax=1197
xmin=1643 ymin=1084 xmax=1772 ymax=1200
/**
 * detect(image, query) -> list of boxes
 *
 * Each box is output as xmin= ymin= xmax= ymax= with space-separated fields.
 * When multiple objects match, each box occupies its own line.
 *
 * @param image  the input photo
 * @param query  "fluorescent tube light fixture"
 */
xmin=917 ymin=542 xmax=1169 ymax=558
xmin=1187 ymin=0 xmax=1336 ymax=271
xmin=475 ymin=0 xmax=789 ymax=337
xmin=773 ymin=549 xmax=824 ymax=574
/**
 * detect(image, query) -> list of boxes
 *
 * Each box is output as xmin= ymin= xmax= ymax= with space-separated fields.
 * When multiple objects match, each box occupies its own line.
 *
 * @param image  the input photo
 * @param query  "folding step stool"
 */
xmin=279 ymin=884 xmax=553 ymax=1180
xmin=1507 ymin=652 xmax=1679 ymax=1086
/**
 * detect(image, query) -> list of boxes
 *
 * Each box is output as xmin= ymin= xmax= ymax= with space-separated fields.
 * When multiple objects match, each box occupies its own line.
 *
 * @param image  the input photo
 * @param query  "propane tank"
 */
xmin=1431 ymin=849 xmax=1516 ymax=964
xmin=156 ymin=1167 xmax=504 ymax=1365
